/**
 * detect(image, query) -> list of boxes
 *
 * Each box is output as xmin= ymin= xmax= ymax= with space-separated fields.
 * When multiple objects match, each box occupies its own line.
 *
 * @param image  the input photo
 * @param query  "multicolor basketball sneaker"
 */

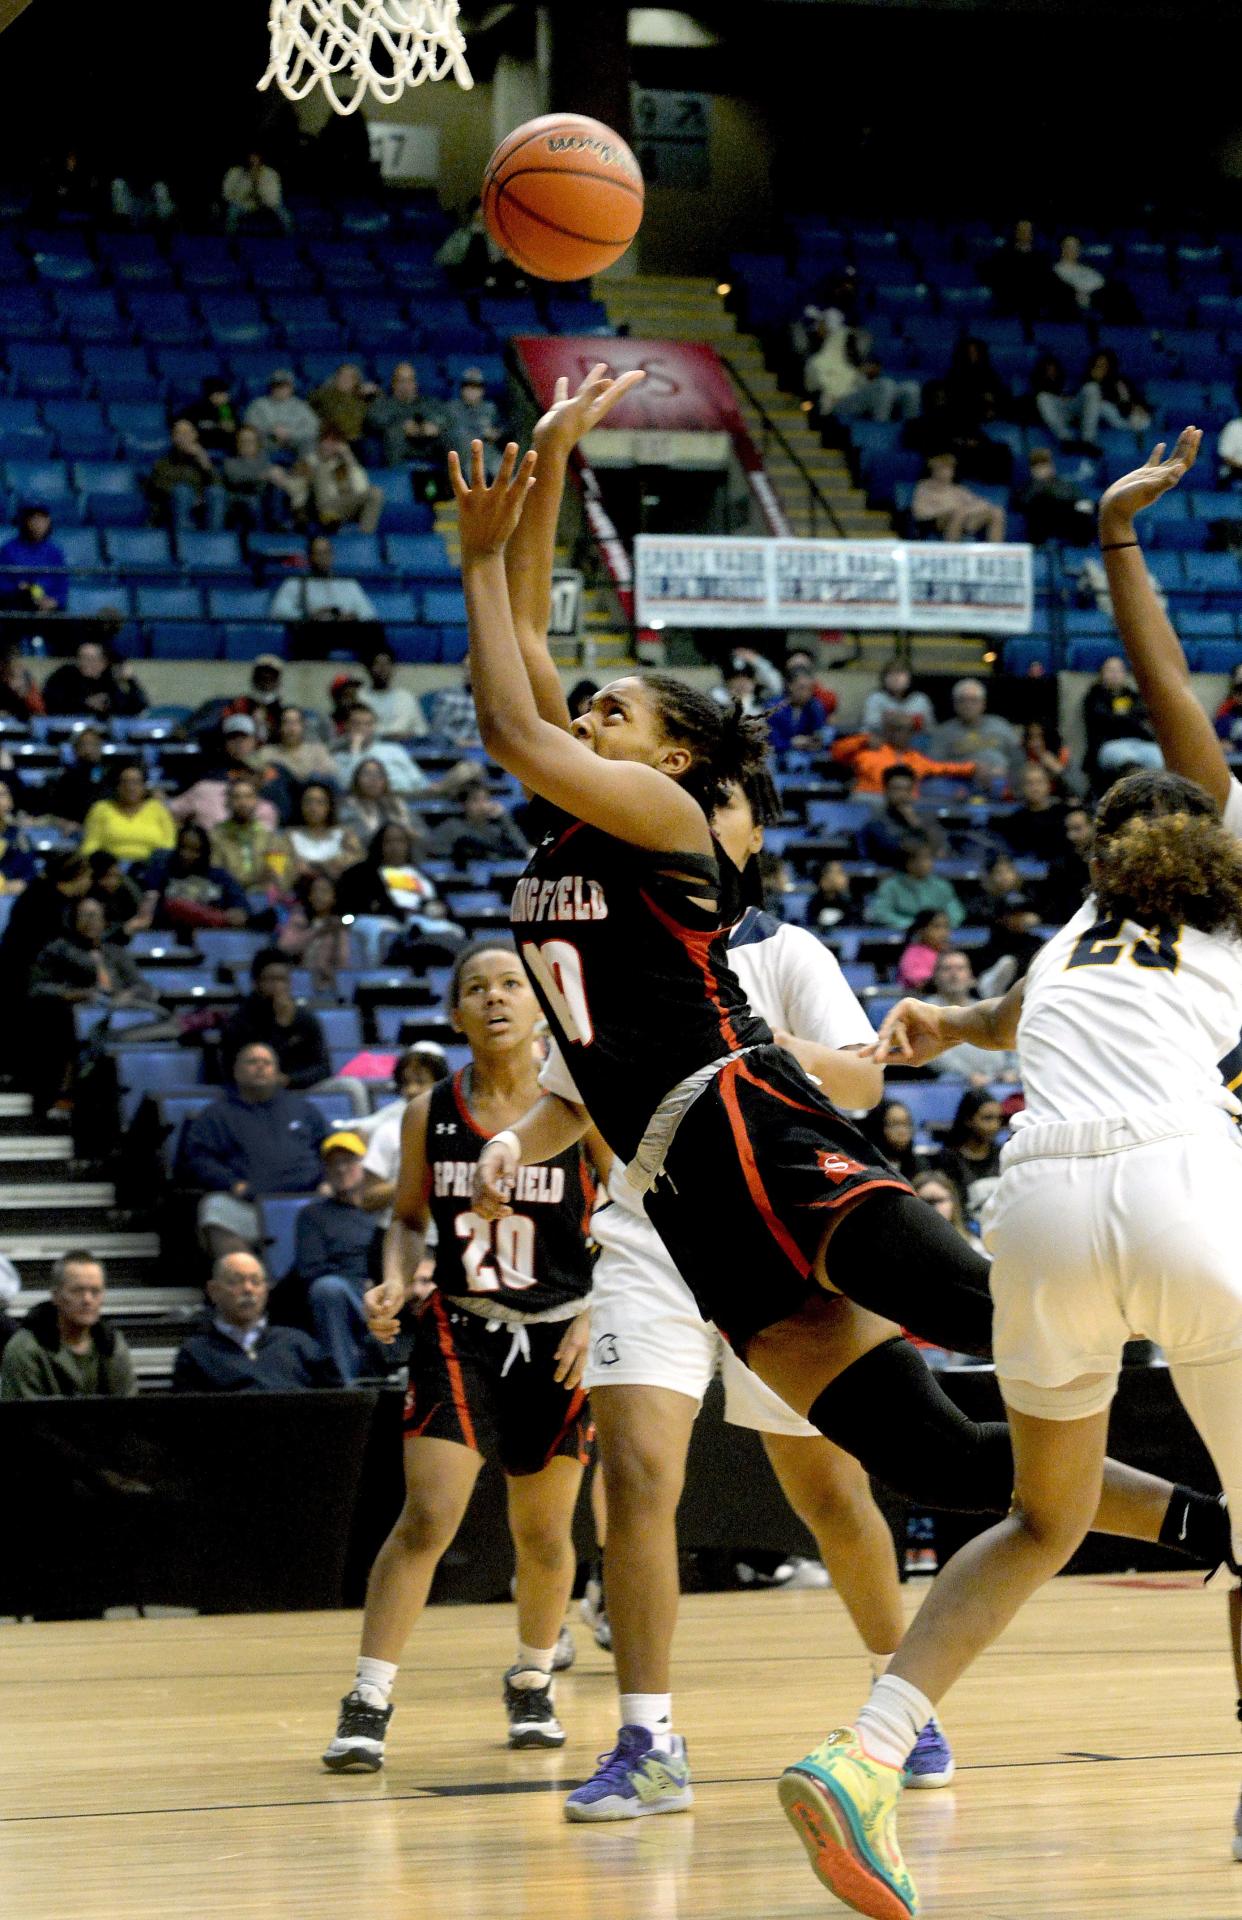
xmin=564 ymin=1725 xmax=693 ymax=1821
xmin=902 ymin=1717 xmax=954 ymax=1789
xmin=778 ymin=1726 xmax=918 ymax=1919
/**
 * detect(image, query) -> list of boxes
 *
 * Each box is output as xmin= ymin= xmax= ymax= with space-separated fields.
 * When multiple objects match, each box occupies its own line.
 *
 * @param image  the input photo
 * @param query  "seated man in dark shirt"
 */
xmin=179 ymin=1041 xmax=329 ymax=1259
xmin=856 ymin=763 xmax=946 ymax=868
xmin=172 ymin=1250 xmax=339 ymax=1392
xmin=48 ymin=725 xmax=111 ymax=826
xmin=426 ymin=780 xmax=528 ymax=865
xmin=219 ymin=949 xmax=330 ymax=1089
xmin=298 ymin=1131 xmax=384 ymax=1384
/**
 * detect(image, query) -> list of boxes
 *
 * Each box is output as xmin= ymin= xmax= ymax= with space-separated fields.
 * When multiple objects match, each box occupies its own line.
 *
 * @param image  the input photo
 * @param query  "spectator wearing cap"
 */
xmin=363 ymin=645 xmax=427 ymax=739
xmin=298 ymin=1131 xmax=386 ymax=1383
xmin=169 ymin=713 xmax=287 ymax=833
xmin=219 ymin=950 xmax=331 ymax=1090
xmin=235 ymin=654 xmax=287 ymax=743
xmin=426 ymin=778 xmax=528 ymax=863
xmin=293 ymin=425 xmax=384 ymax=535
xmin=0 ymin=505 xmax=68 ymax=613
xmin=365 ymin=360 xmax=444 ymax=471
xmin=0 ymin=1252 xmax=136 ymax=1402
xmin=333 ymin=700 xmax=427 ymax=796
xmin=43 ymin=638 xmax=148 ymax=721
xmin=442 ymin=368 xmax=503 ymax=477
xmin=268 ymin=534 xmax=378 ymax=625
xmin=244 ymin=370 xmax=321 ymax=460
xmin=179 ymin=1041 xmax=330 ymax=1260
xmin=172 ymin=1251 xmax=339 ymax=1394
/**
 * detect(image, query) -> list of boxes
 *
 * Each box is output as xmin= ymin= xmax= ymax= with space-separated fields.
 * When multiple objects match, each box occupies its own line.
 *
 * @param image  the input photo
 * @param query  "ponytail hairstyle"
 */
xmin=1091 ymin=770 xmax=1242 ymax=942
xmin=643 ymin=674 xmax=771 ymax=816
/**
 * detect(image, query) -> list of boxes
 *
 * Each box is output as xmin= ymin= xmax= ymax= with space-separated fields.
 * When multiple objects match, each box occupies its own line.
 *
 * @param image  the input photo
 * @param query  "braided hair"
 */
xmin=643 ymin=673 xmax=771 ymax=816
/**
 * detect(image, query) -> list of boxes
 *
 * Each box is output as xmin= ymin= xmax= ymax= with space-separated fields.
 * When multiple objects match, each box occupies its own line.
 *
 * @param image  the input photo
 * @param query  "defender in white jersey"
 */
xmin=539 ymin=777 xmax=957 ymax=1822
xmin=810 ymin=768 xmax=1242 ymax=1914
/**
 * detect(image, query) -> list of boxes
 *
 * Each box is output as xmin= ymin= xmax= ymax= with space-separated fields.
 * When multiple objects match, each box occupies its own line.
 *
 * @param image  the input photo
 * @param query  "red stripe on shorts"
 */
xmin=429 ymin=1292 xmax=478 ymax=1452
xmin=717 ymin=1058 xmax=811 ymax=1280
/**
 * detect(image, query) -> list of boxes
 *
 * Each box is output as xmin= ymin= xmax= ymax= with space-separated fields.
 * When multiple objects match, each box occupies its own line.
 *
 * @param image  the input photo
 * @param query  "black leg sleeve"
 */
xmin=808 ymin=1336 xmax=1015 ymax=1514
xmin=825 ymin=1190 xmax=995 ymax=1360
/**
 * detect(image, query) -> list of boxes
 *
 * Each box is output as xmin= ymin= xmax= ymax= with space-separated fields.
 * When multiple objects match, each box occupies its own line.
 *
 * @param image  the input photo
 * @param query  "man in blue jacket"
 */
xmin=0 ymin=504 xmax=68 ymax=612
xmin=179 ymin=1041 xmax=328 ymax=1259
xmin=171 ymin=1250 xmax=340 ymax=1392
xmin=297 ymin=1131 xmax=384 ymax=1383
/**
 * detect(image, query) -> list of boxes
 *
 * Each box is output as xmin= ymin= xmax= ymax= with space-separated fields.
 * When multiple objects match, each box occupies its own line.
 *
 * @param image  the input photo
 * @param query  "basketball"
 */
xmin=481 ymin=112 xmax=644 ymax=282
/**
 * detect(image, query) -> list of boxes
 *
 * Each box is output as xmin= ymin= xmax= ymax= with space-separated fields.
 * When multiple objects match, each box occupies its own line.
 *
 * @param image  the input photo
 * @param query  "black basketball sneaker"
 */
xmin=503 ymin=1667 xmax=566 ymax=1748
xmin=322 ymin=1690 xmax=394 ymax=1772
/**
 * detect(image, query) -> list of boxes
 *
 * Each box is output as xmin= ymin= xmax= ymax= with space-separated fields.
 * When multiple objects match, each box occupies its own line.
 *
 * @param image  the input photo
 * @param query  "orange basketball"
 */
xmin=482 ymin=113 xmax=644 ymax=283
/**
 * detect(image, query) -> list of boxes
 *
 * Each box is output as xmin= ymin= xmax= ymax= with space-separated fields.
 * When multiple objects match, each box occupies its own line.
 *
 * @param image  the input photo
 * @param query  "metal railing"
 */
xmin=721 ymin=353 xmax=846 ymax=539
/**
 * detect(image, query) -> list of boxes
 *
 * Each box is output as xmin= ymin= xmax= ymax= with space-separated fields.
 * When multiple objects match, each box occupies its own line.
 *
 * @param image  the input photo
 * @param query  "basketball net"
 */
xmin=259 ymin=0 xmax=473 ymax=115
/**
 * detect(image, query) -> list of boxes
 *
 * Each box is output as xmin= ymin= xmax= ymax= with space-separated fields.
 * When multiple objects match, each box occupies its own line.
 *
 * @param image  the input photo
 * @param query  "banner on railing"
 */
xmin=633 ymin=536 xmax=1033 ymax=632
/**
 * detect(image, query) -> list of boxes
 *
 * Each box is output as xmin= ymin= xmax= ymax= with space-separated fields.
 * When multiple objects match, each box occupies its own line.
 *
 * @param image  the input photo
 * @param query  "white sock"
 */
xmin=620 ymin=1692 xmax=674 ymax=1750
xmin=509 ymin=1642 xmax=558 ymax=1688
xmin=856 ymin=1673 xmax=933 ymax=1771
xmin=355 ymin=1655 xmax=398 ymax=1709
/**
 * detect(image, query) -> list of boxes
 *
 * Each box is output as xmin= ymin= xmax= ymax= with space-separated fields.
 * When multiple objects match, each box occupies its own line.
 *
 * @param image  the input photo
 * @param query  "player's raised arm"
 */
xmin=1099 ymin=427 xmax=1231 ymax=811
xmin=503 ymin=364 xmax=645 ymax=732
xmin=866 ymin=979 xmax=1026 ymax=1068
xmin=450 ymin=441 xmax=710 ymax=857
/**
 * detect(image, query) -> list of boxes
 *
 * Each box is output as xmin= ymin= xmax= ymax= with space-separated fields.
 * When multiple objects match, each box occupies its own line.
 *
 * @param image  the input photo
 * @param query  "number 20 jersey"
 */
xmin=426 ymin=1070 xmax=596 ymax=1316
xmin=1012 ymin=895 xmax=1242 ymax=1132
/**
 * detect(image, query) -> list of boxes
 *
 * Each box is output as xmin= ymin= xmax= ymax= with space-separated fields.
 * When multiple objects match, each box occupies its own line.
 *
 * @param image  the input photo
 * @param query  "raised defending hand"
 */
xmin=363 ymin=1275 xmax=407 ymax=1345
xmin=472 ymin=1135 xmax=518 ymax=1220
xmin=862 ymin=997 xmax=952 ymax=1070
xmin=533 ymin=362 xmax=647 ymax=455
xmin=448 ymin=439 xmax=538 ymax=560
xmin=1098 ymin=426 xmax=1201 ymax=539
xmin=552 ymin=1312 xmax=590 ymax=1391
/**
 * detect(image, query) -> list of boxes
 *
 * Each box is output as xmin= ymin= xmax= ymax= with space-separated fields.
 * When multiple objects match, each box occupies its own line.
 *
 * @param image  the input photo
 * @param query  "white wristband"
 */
xmin=490 ymin=1129 xmax=522 ymax=1161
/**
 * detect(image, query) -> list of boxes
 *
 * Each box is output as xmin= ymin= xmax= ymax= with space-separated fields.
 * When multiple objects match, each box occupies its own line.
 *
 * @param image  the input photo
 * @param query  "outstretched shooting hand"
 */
xmin=1099 ymin=426 xmax=1201 ymax=540
xmin=534 ymin=362 xmax=647 ymax=455
xmin=449 ymin=439 xmax=538 ymax=560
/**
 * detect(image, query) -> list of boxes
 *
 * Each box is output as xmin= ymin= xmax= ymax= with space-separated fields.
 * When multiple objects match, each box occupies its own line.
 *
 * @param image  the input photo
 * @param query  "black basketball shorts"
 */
xmin=644 ymin=1043 xmax=912 ymax=1349
xmin=402 ymin=1291 xmax=594 ymax=1477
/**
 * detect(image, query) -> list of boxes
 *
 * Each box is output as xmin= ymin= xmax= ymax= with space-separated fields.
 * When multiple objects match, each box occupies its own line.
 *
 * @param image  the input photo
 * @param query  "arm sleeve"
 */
xmin=769 ymin=925 xmax=878 ymax=1050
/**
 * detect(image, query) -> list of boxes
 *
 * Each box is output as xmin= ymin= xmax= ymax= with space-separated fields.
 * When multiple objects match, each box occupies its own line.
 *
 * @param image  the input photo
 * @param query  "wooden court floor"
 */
xmin=3 ymin=1574 xmax=1241 ymax=1920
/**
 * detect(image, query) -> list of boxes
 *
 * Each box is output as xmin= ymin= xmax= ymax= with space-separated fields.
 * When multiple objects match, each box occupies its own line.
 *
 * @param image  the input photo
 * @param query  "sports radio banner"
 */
xmin=634 ymin=536 xmax=1032 ymax=633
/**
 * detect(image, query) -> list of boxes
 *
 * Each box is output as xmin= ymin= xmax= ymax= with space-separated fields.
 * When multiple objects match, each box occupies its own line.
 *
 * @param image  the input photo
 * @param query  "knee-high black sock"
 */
xmin=1158 ymin=1485 xmax=1237 ymax=1572
xmin=807 ymin=1337 xmax=1015 ymax=1515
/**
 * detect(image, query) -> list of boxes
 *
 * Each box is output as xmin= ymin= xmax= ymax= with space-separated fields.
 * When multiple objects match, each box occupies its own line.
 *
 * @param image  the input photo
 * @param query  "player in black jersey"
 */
xmin=450 ymin=427 xmax=1239 ymax=1902
xmin=321 ymin=941 xmax=598 ymax=1773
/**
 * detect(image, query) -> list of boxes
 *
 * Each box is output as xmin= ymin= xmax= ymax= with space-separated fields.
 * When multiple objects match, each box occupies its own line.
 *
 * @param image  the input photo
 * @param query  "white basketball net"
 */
xmin=259 ymin=0 xmax=473 ymax=115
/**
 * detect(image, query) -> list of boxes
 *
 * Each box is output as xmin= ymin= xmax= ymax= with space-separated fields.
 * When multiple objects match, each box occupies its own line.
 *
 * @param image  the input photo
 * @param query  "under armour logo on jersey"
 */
xmin=594 ymin=1333 xmax=620 ymax=1367
xmin=818 ymin=1150 xmax=864 ymax=1184
xmin=434 ymin=1122 xmax=457 ymax=1135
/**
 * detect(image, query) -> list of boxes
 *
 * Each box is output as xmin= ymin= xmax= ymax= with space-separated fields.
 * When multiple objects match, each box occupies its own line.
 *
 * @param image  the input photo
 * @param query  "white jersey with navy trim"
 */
xmin=1011 ymin=896 xmax=1242 ymax=1132
xmin=542 ymin=908 xmax=876 ymax=1218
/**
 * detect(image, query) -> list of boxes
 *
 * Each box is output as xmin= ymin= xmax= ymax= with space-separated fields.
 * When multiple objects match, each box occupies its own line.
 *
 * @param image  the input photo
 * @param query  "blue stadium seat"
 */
xmin=176 ymin=530 xmax=244 ymax=573
xmin=422 ymin=586 xmax=468 ymax=627
xmin=374 ymin=1006 xmax=421 ymax=1044
xmin=125 ymin=292 xmax=199 ymax=345
xmin=366 ymin=587 xmax=415 ymax=625
xmin=1064 ymin=609 xmax=1115 ymax=639
xmin=84 ymin=492 xmax=147 ymax=529
xmin=899 ymin=1081 xmax=967 ymax=1137
xmin=0 ymin=290 xmax=53 ymax=340
xmin=222 ymin=623 xmax=285 ymax=661
xmin=384 ymin=533 xmax=457 ymax=580
xmin=81 ymin=346 xmax=154 ymax=400
xmin=97 ymin=234 xmax=173 ymax=284
xmin=201 ymin=296 xmax=269 ymax=347
xmin=56 ymin=528 xmax=103 ymax=570
xmin=53 ymin=289 xmax=128 ymax=342
xmin=0 ymin=397 xmax=43 ymax=438
xmin=117 ymin=1048 xmax=205 ymax=1124
xmin=1179 ymin=611 xmax=1237 ymax=638
xmin=149 ymin=622 xmax=221 ymax=661
xmin=437 ymin=625 xmax=469 ymax=664
xmin=67 ymin=582 xmax=133 ymax=618
xmin=153 ymin=347 xmax=219 ymax=395
xmin=1185 ymin=640 xmax=1242 ymax=673
xmin=5 ymin=458 xmax=71 ymax=502
xmin=315 ymin=1007 xmax=364 ymax=1053
xmin=1066 ymin=638 xmax=1119 ymax=672
xmin=1144 ymin=551 xmax=1186 ymax=593
xmin=208 ymin=586 xmax=271 ymax=622
xmin=136 ymin=584 xmax=206 ymax=621
xmin=1003 ymin=636 xmax=1055 ymax=675
xmin=33 ymin=250 xmax=97 ymax=286
xmin=327 ymin=531 xmax=382 ymax=574
xmin=258 ymin=1193 xmax=316 ymax=1281
xmin=1185 ymin=552 xmax=1242 ymax=598
xmin=386 ymin=624 xmax=442 ymax=664
xmin=72 ymin=460 xmax=137 ymax=496
xmin=103 ymin=528 xmax=176 ymax=575
xmin=196 ymin=928 xmax=267 ymax=968
xmin=7 ymin=344 xmax=79 ymax=396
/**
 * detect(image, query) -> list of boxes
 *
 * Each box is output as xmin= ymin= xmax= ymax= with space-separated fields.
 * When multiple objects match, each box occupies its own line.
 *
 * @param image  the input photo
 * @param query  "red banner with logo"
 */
xmin=514 ymin=336 xmax=749 ymax=435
